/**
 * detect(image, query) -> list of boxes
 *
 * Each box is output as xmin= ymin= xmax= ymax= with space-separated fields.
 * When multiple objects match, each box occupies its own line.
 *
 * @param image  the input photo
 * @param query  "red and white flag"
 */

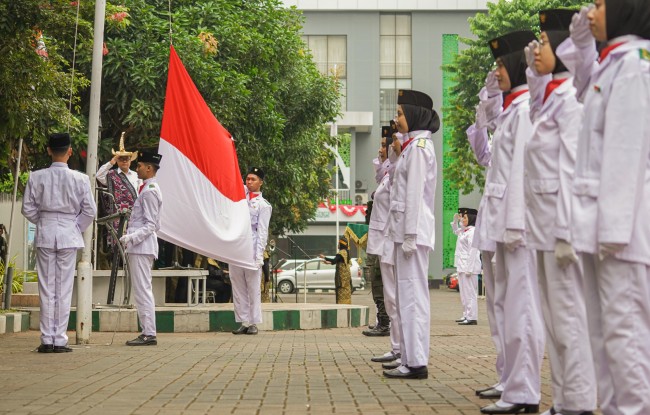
xmin=157 ymin=45 xmax=255 ymax=269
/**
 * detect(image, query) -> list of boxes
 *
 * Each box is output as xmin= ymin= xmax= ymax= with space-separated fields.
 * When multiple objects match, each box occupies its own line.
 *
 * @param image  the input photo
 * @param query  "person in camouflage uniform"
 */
xmin=320 ymin=237 xmax=352 ymax=304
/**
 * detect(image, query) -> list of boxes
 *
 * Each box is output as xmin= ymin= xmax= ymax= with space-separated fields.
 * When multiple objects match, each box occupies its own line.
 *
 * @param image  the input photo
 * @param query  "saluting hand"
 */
xmin=525 ymin=40 xmax=540 ymax=75
xmin=570 ymin=5 xmax=595 ymax=48
xmin=485 ymin=71 xmax=501 ymax=98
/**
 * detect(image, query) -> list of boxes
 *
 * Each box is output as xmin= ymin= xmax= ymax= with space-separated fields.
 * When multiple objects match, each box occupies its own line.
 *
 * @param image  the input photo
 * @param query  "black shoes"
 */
xmin=371 ymin=352 xmax=400 ymax=363
xmin=455 ymin=317 xmax=467 ymax=323
xmin=459 ymin=319 xmax=478 ymax=325
xmin=37 ymin=344 xmax=54 ymax=353
xmin=126 ymin=334 xmax=157 ymax=346
xmin=479 ymin=388 xmax=502 ymax=399
xmin=382 ymin=361 xmax=401 ymax=370
xmin=246 ymin=325 xmax=258 ymax=335
xmin=383 ymin=366 xmax=428 ymax=379
xmin=362 ymin=325 xmax=390 ymax=336
xmin=54 ymin=345 xmax=73 ymax=353
xmin=232 ymin=325 xmax=249 ymax=335
xmin=480 ymin=403 xmax=539 ymax=414
xmin=476 ymin=385 xmax=497 ymax=396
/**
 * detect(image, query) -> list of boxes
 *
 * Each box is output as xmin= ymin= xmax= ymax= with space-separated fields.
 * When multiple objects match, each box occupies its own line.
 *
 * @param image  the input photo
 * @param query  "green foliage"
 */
xmin=444 ymin=0 xmax=586 ymax=194
xmin=0 ymin=256 xmax=26 ymax=294
xmin=337 ymin=133 xmax=352 ymax=167
xmin=93 ymin=0 xmax=340 ymax=235
xmin=0 ymin=172 xmax=29 ymax=195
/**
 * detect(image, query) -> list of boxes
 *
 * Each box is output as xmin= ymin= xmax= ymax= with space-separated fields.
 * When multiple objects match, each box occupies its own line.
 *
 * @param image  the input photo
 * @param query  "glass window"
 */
xmin=320 ymin=262 xmax=336 ymax=271
xmin=302 ymin=35 xmax=347 ymax=111
xmin=380 ymin=14 xmax=411 ymax=124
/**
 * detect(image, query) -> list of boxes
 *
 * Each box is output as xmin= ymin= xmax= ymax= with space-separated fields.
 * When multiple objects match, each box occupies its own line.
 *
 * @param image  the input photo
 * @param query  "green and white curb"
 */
xmin=0 ymin=312 xmax=30 ymax=334
xmin=26 ymin=304 xmax=369 ymax=333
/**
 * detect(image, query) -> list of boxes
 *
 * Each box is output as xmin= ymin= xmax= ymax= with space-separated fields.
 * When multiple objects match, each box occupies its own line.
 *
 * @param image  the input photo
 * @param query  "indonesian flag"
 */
xmin=157 ymin=45 xmax=255 ymax=269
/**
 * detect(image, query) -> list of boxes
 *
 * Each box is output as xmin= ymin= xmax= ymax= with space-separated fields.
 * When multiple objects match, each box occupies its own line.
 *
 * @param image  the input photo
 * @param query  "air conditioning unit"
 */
xmin=355 ymin=179 xmax=367 ymax=191
xmin=355 ymin=193 xmax=369 ymax=206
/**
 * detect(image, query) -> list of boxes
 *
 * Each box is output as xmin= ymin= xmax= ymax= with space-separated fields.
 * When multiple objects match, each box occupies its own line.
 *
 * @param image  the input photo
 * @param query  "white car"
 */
xmin=274 ymin=258 xmax=364 ymax=294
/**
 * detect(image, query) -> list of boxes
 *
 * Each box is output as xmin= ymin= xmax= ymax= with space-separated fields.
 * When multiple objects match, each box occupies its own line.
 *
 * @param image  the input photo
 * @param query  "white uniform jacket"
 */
xmin=387 ymin=130 xmax=437 ymax=249
xmin=22 ymin=162 xmax=97 ymax=249
xmin=96 ymin=161 xmax=141 ymax=191
xmin=367 ymin=160 xmax=391 ymax=256
xmin=452 ymin=224 xmax=482 ymax=274
xmin=468 ymin=87 xmax=502 ymax=252
xmin=125 ymin=178 xmax=162 ymax=258
xmin=569 ymin=37 xmax=650 ymax=265
xmin=484 ymin=87 xmax=534 ymax=242
xmin=524 ymin=73 xmax=583 ymax=251
xmin=245 ymin=187 xmax=272 ymax=263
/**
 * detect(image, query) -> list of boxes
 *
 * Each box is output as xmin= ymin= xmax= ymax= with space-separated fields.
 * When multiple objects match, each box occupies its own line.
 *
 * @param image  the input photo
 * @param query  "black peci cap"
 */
xmin=248 ymin=167 xmax=265 ymax=180
xmin=137 ymin=151 xmax=162 ymax=165
xmin=489 ymin=30 xmax=537 ymax=59
xmin=539 ymin=9 xmax=576 ymax=32
xmin=459 ymin=207 xmax=478 ymax=216
xmin=48 ymin=132 xmax=71 ymax=149
xmin=397 ymin=89 xmax=433 ymax=110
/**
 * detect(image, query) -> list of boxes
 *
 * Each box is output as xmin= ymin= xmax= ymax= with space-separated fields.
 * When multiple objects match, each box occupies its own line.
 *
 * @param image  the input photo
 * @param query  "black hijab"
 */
xmin=500 ymin=51 xmax=528 ymax=89
xmin=401 ymin=104 xmax=440 ymax=134
xmin=606 ymin=0 xmax=650 ymax=40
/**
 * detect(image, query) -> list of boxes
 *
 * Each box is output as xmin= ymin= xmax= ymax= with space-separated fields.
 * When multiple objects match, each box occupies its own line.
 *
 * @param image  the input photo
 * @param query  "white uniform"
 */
xmin=484 ymin=87 xmax=545 ymax=405
xmin=96 ymin=161 xmax=141 ymax=191
xmin=467 ymin=87 xmax=505 ymax=384
xmin=21 ymin=162 xmax=96 ymax=347
xmin=230 ymin=187 xmax=272 ymax=326
xmin=368 ymin=158 xmax=400 ymax=355
xmin=387 ymin=130 xmax=436 ymax=368
xmin=563 ymin=36 xmax=650 ymax=415
xmin=451 ymin=223 xmax=481 ymax=321
xmin=524 ymin=68 xmax=597 ymax=413
xmin=124 ymin=177 xmax=162 ymax=337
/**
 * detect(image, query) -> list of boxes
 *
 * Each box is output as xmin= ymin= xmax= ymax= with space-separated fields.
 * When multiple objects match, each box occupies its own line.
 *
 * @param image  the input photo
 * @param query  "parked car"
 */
xmin=274 ymin=258 xmax=365 ymax=294
xmin=446 ymin=272 xmax=459 ymax=291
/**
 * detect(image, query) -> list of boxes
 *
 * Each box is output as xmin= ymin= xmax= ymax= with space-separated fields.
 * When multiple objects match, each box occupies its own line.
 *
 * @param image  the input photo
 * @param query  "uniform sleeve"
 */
xmin=450 ymin=220 xmax=462 ymax=236
xmin=505 ymin=108 xmax=534 ymax=231
xmin=598 ymin=60 xmax=650 ymax=244
xmin=404 ymin=143 xmax=435 ymax=237
xmin=96 ymin=161 xmax=113 ymax=186
xmin=21 ymin=176 xmax=39 ymax=224
xmin=553 ymin=95 xmax=582 ymax=242
xmin=526 ymin=68 xmax=552 ymax=123
xmin=76 ymin=175 xmax=97 ymax=232
xmin=128 ymin=190 xmax=162 ymax=246
xmin=556 ymin=38 xmax=598 ymax=103
xmin=467 ymin=124 xmax=492 ymax=167
xmin=255 ymin=203 xmax=272 ymax=262
xmin=476 ymin=87 xmax=503 ymax=132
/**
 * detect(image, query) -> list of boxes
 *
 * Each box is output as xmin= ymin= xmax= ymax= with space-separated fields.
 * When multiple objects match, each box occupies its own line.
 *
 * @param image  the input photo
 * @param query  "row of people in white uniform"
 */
xmin=366 ymin=91 xmax=440 ymax=380
xmin=468 ymin=2 xmax=650 ymax=414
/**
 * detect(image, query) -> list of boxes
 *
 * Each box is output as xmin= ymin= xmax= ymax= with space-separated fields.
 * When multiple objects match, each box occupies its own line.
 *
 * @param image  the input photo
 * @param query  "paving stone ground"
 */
xmin=0 ymin=288 xmax=574 ymax=414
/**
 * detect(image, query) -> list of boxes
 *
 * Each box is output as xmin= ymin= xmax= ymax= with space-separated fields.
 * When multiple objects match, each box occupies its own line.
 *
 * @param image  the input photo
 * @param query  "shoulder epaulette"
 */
xmin=417 ymin=138 xmax=427 ymax=148
xmin=640 ymin=49 xmax=650 ymax=61
xmin=149 ymin=184 xmax=156 ymax=188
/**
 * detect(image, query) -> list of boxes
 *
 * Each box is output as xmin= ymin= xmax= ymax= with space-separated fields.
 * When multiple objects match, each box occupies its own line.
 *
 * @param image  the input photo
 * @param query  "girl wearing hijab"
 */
xmin=523 ymin=10 xmax=597 ymax=415
xmin=320 ymin=237 xmax=352 ymax=304
xmin=479 ymin=30 xmax=546 ymax=415
xmin=451 ymin=208 xmax=481 ymax=326
xmin=558 ymin=1 xmax=650 ymax=413
xmin=381 ymin=89 xmax=439 ymax=381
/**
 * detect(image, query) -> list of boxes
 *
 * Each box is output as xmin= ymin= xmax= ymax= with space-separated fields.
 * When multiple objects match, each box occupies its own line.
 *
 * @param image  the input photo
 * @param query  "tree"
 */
xmin=0 ymin=0 xmax=93 ymax=184
xmin=92 ymin=0 xmax=340 ymax=235
xmin=444 ymin=0 xmax=586 ymax=194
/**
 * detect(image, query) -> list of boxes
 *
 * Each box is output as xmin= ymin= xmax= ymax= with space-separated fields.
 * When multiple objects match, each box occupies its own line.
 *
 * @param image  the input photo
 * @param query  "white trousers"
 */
xmin=229 ymin=264 xmax=262 ymax=325
xmin=380 ymin=261 xmax=401 ymax=354
xmin=458 ymin=272 xmax=478 ymax=321
xmin=128 ymin=254 xmax=156 ymax=336
xmin=36 ymin=247 xmax=77 ymax=346
xmin=581 ymin=253 xmax=650 ymax=415
xmin=394 ymin=243 xmax=431 ymax=368
xmin=482 ymin=250 xmax=505 ymax=382
xmin=536 ymin=251 xmax=596 ymax=412
xmin=494 ymin=243 xmax=544 ymax=404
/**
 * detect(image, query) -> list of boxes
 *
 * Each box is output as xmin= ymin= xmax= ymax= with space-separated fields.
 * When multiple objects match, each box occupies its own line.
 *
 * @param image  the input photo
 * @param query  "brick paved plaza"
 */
xmin=0 ymin=288 xmax=558 ymax=414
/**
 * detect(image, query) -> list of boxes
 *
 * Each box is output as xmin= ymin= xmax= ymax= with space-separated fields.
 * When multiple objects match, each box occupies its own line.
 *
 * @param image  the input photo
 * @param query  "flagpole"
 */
xmin=77 ymin=0 xmax=106 ymax=344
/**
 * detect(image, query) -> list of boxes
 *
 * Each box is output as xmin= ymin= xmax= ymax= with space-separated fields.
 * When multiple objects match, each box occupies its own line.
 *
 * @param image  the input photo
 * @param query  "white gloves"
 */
xmin=453 ymin=213 xmax=460 ymax=222
xmin=599 ymin=243 xmax=626 ymax=260
xmin=570 ymin=6 xmax=595 ymax=48
xmin=119 ymin=234 xmax=132 ymax=247
xmin=503 ymin=229 xmax=525 ymax=252
xmin=554 ymin=239 xmax=578 ymax=269
xmin=525 ymin=40 xmax=540 ymax=76
xmin=402 ymin=234 xmax=417 ymax=258
xmin=387 ymin=145 xmax=399 ymax=164
xmin=256 ymin=257 xmax=264 ymax=269
xmin=485 ymin=70 xmax=501 ymax=97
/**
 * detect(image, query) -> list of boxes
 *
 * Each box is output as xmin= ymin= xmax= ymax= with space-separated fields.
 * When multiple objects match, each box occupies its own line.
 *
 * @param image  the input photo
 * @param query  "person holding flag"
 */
xmin=230 ymin=167 xmax=272 ymax=335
